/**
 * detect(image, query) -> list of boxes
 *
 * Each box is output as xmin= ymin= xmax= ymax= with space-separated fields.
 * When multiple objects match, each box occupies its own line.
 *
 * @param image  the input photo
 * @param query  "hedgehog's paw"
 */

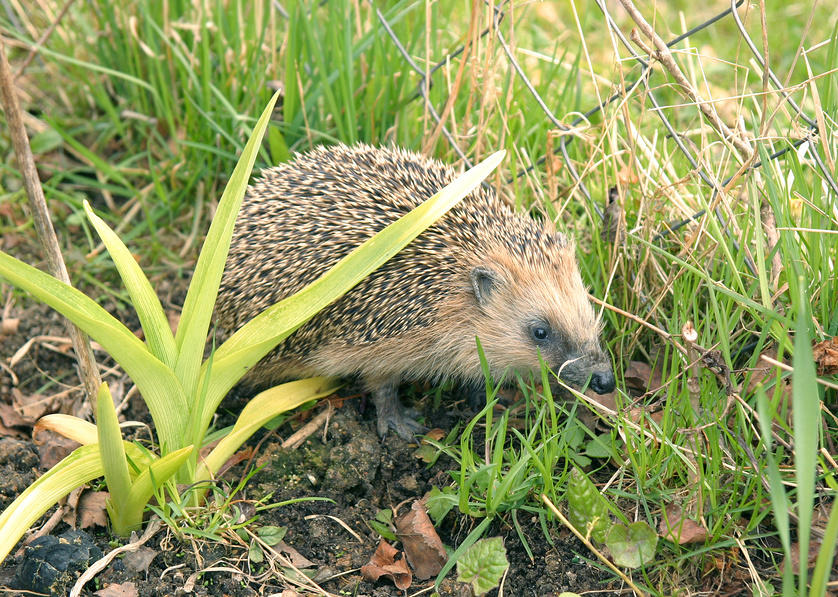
xmin=371 ymin=382 xmax=426 ymax=441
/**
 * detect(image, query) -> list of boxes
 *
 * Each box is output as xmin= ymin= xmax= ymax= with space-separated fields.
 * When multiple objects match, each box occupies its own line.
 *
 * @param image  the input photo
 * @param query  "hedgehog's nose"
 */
xmin=590 ymin=370 xmax=616 ymax=394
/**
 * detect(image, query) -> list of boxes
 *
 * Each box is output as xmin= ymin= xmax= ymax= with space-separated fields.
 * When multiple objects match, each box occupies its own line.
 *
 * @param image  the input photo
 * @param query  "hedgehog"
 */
xmin=216 ymin=144 xmax=615 ymax=439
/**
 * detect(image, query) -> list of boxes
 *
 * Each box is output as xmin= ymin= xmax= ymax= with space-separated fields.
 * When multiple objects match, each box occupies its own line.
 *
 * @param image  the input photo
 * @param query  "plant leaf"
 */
xmin=96 ymin=383 xmax=132 ymax=524
xmin=84 ymin=201 xmax=177 ymax=367
xmin=791 ymin=281 xmax=819 ymax=595
xmin=606 ymin=521 xmax=658 ymax=568
xmin=456 ymin=536 xmax=509 ymax=596
xmin=0 ymin=445 xmax=104 ymax=564
xmin=174 ymin=90 xmax=282 ymax=399
xmin=567 ymin=467 xmax=611 ymax=543
xmin=195 ymin=377 xmax=340 ymax=483
xmin=201 ymin=150 xmax=507 ymax=430
xmin=0 ymin=252 xmax=186 ymax=449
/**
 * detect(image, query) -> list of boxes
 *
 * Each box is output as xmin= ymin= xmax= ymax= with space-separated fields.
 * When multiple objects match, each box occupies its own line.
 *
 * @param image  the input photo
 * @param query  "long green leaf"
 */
xmin=84 ymin=201 xmax=177 ymax=367
xmin=196 ymin=377 xmax=340 ymax=483
xmin=201 ymin=150 xmax=507 ymax=429
xmin=810 ymin=497 xmax=838 ymax=597
xmin=792 ymin=280 xmax=819 ymax=596
xmin=96 ymin=383 xmax=132 ymax=518
xmin=0 ymin=252 xmax=187 ymax=448
xmin=0 ymin=445 xmax=104 ymax=564
xmin=174 ymin=90 xmax=281 ymax=399
xmin=755 ymin=384 xmax=793 ymax=595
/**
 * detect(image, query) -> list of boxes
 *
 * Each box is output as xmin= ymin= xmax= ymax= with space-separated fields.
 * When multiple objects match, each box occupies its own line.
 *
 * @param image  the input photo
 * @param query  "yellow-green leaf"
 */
xmin=97 ymin=383 xmax=132 ymax=511
xmin=0 ymin=445 xmax=104 ymax=564
xmin=174 ymin=90 xmax=282 ymax=399
xmin=84 ymin=202 xmax=177 ymax=367
xmin=0 ymin=252 xmax=186 ymax=449
xmin=111 ymin=446 xmax=193 ymax=535
xmin=196 ymin=377 xmax=340 ymax=483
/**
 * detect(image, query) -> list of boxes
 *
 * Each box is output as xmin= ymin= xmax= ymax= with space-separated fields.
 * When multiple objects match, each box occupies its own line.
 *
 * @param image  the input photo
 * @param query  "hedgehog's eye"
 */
xmin=530 ymin=324 xmax=551 ymax=343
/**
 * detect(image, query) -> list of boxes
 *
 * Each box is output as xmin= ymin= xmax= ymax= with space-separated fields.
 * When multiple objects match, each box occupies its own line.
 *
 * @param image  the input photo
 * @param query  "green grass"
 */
xmin=2 ymin=0 xmax=837 ymax=594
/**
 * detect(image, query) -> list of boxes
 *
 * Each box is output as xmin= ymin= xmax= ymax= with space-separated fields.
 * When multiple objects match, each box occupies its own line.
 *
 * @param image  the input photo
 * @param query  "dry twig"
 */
xmin=618 ymin=0 xmax=753 ymax=160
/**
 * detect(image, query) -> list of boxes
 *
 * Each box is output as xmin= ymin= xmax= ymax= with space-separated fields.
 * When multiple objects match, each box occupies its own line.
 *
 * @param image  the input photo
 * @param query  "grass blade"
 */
xmin=791 ymin=281 xmax=819 ymax=595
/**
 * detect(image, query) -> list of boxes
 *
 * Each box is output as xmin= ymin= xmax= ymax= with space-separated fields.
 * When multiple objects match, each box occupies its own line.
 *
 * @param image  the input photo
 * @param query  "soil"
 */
xmin=0 ymin=296 xmax=618 ymax=596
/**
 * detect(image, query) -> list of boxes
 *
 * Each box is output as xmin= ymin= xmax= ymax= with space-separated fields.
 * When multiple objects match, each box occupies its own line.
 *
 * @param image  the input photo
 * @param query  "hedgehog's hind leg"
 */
xmin=369 ymin=380 xmax=426 ymax=440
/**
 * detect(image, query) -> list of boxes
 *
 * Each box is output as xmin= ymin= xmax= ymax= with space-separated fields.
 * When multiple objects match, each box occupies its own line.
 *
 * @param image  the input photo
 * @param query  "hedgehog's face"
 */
xmin=468 ymin=249 xmax=615 ymax=395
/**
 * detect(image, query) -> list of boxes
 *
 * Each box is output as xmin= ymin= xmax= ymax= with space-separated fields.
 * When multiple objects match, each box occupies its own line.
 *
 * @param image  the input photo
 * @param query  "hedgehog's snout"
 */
xmin=552 ymin=346 xmax=615 ymax=395
xmin=589 ymin=368 xmax=616 ymax=394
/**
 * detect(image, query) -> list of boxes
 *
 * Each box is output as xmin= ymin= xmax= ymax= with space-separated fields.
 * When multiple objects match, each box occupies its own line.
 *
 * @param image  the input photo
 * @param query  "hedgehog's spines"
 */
xmin=216 ymin=144 xmax=612 ymax=433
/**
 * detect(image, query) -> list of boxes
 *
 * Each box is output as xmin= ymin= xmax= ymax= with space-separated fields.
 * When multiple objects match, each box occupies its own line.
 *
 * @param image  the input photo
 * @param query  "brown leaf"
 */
xmin=77 ymin=491 xmax=110 ymax=529
xmin=394 ymin=500 xmax=447 ymax=580
xmin=812 ymin=337 xmax=838 ymax=376
xmin=94 ymin=582 xmax=139 ymax=597
xmin=277 ymin=541 xmax=316 ymax=569
xmin=33 ymin=427 xmax=80 ymax=469
xmin=423 ymin=428 xmax=445 ymax=442
xmin=583 ymin=387 xmax=617 ymax=411
xmin=123 ymin=547 xmax=158 ymax=573
xmin=12 ymin=388 xmax=57 ymax=422
xmin=624 ymin=361 xmax=664 ymax=394
xmin=781 ymin=541 xmax=821 ymax=575
xmin=659 ymin=503 xmax=708 ymax=545
xmin=360 ymin=540 xmax=412 ymax=590
xmin=746 ymin=348 xmax=784 ymax=393
xmin=0 ymin=403 xmax=29 ymax=438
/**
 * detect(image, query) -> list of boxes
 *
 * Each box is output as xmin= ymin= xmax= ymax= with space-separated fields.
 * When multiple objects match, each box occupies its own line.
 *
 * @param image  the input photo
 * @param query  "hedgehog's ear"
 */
xmin=470 ymin=266 xmax=502 ymax=307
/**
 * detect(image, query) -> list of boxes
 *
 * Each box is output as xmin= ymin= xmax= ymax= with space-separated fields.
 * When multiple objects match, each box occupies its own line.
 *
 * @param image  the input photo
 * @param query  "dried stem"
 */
xmin=0 ymin=36 xmax=101 ymax=412
xmin=618 ymin=0 xmax=753 ymax=160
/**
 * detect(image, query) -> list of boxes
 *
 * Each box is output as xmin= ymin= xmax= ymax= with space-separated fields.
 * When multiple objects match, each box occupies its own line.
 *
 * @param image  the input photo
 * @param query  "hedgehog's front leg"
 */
xmin=370 ymin=380 xmax=426 ymax=440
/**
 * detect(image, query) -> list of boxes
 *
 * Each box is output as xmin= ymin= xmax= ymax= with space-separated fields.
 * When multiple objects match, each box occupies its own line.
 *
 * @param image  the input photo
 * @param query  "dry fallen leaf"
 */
xmin=94 ymin=582 xmax=139 ymax=597
xmin=32 ymin=427 xmax=79 ymax=470
xmin=77 ymin=491 xmax=110 ymax=529
xmin=746 ymin=348 xmax=784 ymax=393
xmin=659 ymin=503 xmax=708 ymax=545
xmin=394 ymin=500 xmax=447 ymax=580
xmin=33 ymin=427 xmax=80 ymax=469
xmin=360 ymin=540 xmax=412 ymax=590
xmin=812 ymin=336 xmax=838 ymax=376
xmin=12 ymin=388 xmax=59 ymax=422
xmin=277 ymin=541 xmax=316 ymax=569
xmin=123 ymin=546 xmax=158 ymax=573
xmin=0 ymin=403 xmax=29 ymax=439
xmin=624 ymin=360 xmax=664 ymax=394
xmin=423 ymin=428 xmax=445 ymax=442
